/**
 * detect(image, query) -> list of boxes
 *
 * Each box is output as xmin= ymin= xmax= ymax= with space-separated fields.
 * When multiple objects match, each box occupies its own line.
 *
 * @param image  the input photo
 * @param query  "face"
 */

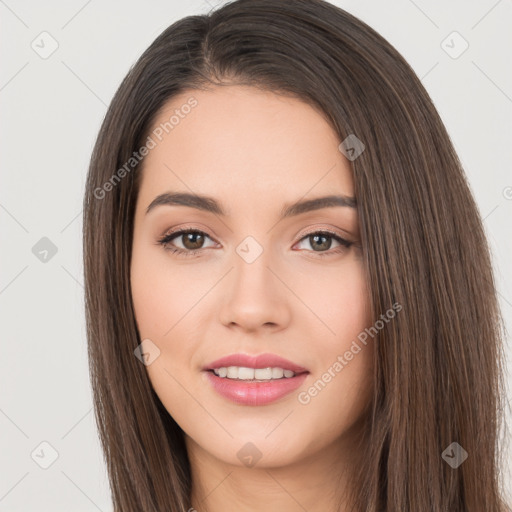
xmin=130 ymin=85 xmax=373 ymax=469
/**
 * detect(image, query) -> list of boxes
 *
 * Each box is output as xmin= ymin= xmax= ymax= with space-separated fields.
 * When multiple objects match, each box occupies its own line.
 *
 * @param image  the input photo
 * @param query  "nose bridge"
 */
xmin=218 ymin=235 xmax=290 ymax=330
xmin=231 ymin=236 xmax=278 ymax=301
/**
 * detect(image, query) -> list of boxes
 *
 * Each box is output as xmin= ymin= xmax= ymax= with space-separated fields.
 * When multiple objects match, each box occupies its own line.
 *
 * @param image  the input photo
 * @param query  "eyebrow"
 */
xmin=145 ymin=191 xmax=357 ymax=219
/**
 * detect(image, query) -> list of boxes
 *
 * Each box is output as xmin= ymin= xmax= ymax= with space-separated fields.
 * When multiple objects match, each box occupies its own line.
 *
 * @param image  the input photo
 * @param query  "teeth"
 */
xmin=227 ymin=366 xmax=238 ymax=378
xmin=212 ymin=366 xmax=296 ymax=380
xmin=272 ymin=367 xmax=284 ymax=379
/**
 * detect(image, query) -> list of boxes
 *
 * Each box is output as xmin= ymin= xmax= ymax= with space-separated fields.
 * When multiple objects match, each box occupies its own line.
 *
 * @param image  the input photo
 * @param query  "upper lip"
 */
xmin=203 ymin=353 xmax=309 ymax=374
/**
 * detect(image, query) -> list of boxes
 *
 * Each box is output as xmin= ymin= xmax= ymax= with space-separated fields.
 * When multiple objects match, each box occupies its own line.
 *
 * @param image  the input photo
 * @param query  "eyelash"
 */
xmin=156 ymin=226 xmax=354 ymax=259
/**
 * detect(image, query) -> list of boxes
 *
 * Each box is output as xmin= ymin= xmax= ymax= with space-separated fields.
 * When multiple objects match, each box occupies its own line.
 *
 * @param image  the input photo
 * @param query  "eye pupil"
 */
xmin=183 ymin=232 xmax=204 ymax=250
xmin=310 ymin=234 xmax=331 ymax=251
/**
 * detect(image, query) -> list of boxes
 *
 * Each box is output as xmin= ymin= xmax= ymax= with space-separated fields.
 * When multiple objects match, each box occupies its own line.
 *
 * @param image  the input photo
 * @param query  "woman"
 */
xmin=82 ymin=0 xmax=511 ymax=510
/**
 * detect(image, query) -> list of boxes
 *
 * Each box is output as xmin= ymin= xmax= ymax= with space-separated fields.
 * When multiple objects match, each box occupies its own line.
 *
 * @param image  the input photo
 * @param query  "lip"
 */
xmin=203 ymin=353 xmax=309 ymax=374
xmin=204 ymin=371 xmax=309 ymax=406
xmin=202 ymin=352 xmax=309 ymax=406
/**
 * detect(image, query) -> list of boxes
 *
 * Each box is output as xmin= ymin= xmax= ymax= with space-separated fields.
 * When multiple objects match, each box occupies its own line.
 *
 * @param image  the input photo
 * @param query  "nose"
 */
xmin=218 ymin=248 xmax=292 ymax=333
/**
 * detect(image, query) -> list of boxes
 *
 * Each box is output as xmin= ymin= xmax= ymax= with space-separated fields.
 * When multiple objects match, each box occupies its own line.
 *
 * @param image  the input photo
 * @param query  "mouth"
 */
xmin=203 ymin=352 xmax=309 ymax=375
xmin=202 ymin=353 xmax=309 ymax=405
xmin=206 ymin=366 xmax=305 ymax=381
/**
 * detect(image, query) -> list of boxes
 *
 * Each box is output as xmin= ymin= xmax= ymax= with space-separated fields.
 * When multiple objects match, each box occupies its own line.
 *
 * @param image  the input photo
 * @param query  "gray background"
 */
xmin=1 ymin=0 xmax=511 ymax=510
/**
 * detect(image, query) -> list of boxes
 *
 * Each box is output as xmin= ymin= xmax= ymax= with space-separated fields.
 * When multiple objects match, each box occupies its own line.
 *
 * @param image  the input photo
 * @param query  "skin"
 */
xmin=130 ymin=85 xmax=374 ymax=512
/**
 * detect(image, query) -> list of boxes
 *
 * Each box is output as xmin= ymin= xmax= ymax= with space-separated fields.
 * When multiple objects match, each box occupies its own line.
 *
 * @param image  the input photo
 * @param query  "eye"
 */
xmin=293 ymin=230 xmax=353 ymax=258
xmin=157 ymin=228 xmax=217 ymax=258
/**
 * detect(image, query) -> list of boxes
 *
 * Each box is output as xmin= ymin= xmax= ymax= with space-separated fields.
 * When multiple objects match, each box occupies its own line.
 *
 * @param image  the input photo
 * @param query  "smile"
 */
xmin=212 ymin=366 xmax=296 ymax=380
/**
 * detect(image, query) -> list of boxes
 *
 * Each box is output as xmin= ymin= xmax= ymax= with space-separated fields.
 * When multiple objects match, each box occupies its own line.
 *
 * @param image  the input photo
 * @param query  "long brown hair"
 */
xmin=82 ymin=0 xmax=510 ymax=510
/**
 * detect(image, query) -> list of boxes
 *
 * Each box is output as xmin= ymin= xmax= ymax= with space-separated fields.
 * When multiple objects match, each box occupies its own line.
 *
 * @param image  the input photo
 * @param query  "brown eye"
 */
xmin=308 ymin=233 xmax=332 ymax=252
xmin=157 ymin=229 xmax=217 ymax=256
xmin=180 ymin=232 xmax=205 ymax=250
xmin=295 ymin=230 xmax=352 ymax=255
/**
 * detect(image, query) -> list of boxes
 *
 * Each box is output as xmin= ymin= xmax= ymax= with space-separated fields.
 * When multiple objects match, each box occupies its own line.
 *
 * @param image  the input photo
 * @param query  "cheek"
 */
xmin=130 ymin=240 xmax=214 ymax=385
xmin=130 ymin=245 xmax=203 ymax=420
xmin=295 ymin=257 xmax=371 ymax=341
xmin=130 ymin=241 xmax=204 ymax=340
xmin=294 ymin=260 xmax=373 ymax=418
xmin=130 ymin=260 xmax=172 ymax=339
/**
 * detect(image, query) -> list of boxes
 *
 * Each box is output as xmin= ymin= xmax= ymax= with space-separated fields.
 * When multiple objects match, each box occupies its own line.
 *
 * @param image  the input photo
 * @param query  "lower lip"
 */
xmin=204 ymin=371 xmax=309 ymax=406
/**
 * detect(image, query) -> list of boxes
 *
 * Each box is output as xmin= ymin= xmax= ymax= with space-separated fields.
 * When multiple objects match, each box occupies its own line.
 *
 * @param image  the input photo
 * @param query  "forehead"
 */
xmin=138 ymin=85 xmax=354 ymax=208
